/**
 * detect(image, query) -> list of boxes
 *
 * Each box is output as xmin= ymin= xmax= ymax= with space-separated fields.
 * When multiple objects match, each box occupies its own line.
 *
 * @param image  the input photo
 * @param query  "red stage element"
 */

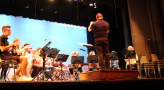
xmin=80 ymin=70 xmax=138 ymax=80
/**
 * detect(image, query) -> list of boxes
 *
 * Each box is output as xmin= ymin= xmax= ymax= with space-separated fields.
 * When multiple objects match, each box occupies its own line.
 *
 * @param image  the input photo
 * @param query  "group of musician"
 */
xmin=0 ymin=13 xmax=139 ymax=81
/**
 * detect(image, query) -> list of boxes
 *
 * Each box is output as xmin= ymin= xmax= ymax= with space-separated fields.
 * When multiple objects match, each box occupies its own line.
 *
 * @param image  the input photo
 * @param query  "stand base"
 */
xmin=80 ymin=70 xmax=138 ymax=80
xmin=33 ymin=70 xmax=54 ymax=81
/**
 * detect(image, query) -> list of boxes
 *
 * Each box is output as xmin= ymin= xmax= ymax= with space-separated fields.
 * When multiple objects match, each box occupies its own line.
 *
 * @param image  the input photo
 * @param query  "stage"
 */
xmin=80 ymin=70 xmax=138 ymax=80
xmin=0 ymin=78 xmax=164 ymax=89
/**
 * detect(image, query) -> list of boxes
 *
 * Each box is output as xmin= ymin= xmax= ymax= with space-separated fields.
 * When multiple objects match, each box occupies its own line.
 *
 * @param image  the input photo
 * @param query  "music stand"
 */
xmin=47 ymin=48 xmax=60 ymax=80
xmin=47 ymin=48 xmax=60 ymax=58
xmin=79 ymin=43 xmax=95 ymax=54
xmin=71 ymin=56 xmax=84 ymax=80
xmin=71 ymin=56 xmax=84 ymax=64
xmin=55 ymin=54 xmax=69 ymax=80
xmin=88 ymin=55 xmax=98 ymax=70
xmin=33 ymin=41 xmax=54 ymax=81
xmin=125 ymin=50 xmax=136 ymax=59
xmin=109 ymin=52 xmax=118 ymax=59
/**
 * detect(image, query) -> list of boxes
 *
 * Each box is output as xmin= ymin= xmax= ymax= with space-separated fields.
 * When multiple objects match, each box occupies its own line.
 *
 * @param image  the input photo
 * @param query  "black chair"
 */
xmin=140 ymin=56 xmax=156 ymax=78
xmin=153 ymin=60 xmax=164 ymax=78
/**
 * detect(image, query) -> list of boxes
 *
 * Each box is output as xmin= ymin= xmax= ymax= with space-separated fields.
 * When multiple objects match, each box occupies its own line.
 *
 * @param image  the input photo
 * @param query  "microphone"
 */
xmin=80 ymin=48 xmax=86 ymax=51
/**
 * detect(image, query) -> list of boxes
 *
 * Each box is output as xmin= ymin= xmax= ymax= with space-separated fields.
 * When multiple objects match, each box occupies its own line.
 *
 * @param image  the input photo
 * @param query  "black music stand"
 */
xmin=55 ymin=54 xmax=69 ymax=80
xmin=33 ymin=41 xmax=54 ymax=81
xmin=71 ymin=56 xmax=84 ymax=64
xmin=47 ymin=48 xmax=60 ymax=80
xmin=47 ymin=48 xmax=60 ymax=58
xmin=88 ymin=54 xmax=98 ymax=70
xmin=109 ymin=52 xmax=118 ymax=60
xmin=125 ymin=50 xmax=136 ymax=59
xmin=71 ymin=56 xmax=84 ymax=80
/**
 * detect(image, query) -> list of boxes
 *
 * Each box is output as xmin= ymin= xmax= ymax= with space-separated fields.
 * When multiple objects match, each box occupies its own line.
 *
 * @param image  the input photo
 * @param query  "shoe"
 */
xmin=18 ymin=76 xmax=24 ymax=81
xmin=19 ymin=76 xmax=32 ymax=81
xmin=27 ymin=76 xmax=33 ymax=81
xmin=11 ymin=75 xmax=19 ymax=81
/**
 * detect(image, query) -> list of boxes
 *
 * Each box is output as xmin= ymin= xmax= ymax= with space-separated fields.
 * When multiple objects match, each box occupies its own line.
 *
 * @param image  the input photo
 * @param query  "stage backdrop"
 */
xmin=0 ymin=14 xmax=88 ymax=65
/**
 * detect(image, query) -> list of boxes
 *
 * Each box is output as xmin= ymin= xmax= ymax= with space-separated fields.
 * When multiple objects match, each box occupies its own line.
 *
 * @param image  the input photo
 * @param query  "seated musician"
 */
xmin=72 ymin=51 xmax=79 ymax=56
xmin=68 ymin=51 xmax=81 ymax=80
xmin=0 ymin=37 xmax=20 ymax=80
xmin=31 ymin=47 xmax=43 ymax=78
xmin=87 ymin=50 xmax=99 ymax=71
xmin=11 ymin=38 xmax=29 ymax=56
xmin=0 ymin=26 xmax=28 ymax=81
xmin=1 ymin=38 xmax=31 ymax=81
xmin=12 ymin=39 xmax=32 ymax=81
xmin=124 ymin=46 xmax=138 ymax=70
xmin=12 ymin=38 xmax=33 ymax=81
xmin=53 ymin=60 xmax=67 ymax=79
xmin=22 ymin=43 xmax=33 ymax=80
xmin=71 ymin=51 xmax=82 ymax=72
xmin=109 ymin=51 xmax=119 ymax=70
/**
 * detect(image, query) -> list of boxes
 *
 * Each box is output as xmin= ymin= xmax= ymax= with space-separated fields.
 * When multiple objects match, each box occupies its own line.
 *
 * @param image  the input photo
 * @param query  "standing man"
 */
xmin=88 ymin=13 xmax=110 ymax=69
xmin=0 ymin=26 xmax=28 ymax=81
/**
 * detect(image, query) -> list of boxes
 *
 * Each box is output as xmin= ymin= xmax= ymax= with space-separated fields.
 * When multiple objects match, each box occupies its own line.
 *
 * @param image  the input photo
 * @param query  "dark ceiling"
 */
xmin=0 ymin=0 xmax=127 ymax=27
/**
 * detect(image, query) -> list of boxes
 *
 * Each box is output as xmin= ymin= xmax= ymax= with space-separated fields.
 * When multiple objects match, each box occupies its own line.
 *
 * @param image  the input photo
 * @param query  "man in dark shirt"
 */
xmin=0 ymin=26 xmax=28 ymax=80
xmin=88 ymin=13 xmax=110 ymax=69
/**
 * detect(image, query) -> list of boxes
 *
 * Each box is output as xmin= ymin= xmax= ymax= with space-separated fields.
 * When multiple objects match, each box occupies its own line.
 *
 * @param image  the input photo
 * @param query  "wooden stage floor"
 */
xmin=0 ymin=78 xmax=164 ymax=89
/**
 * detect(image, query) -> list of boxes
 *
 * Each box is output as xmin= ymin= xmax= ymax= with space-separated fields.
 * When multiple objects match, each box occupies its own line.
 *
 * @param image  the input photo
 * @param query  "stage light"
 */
xmin=89 ymin=3 xmax=93 ymax=6
xmin=25 ymin=5 xmax=29 ymax=9
xmin=94 ymin=3 xmax=96 ymax=8
xmin=93 ymin=3 xmax=96 ymax=6
xmin=40 ymin=9 xmax=44 ymax=11
xmin=54 ymin=11 xmax=58 ymax=14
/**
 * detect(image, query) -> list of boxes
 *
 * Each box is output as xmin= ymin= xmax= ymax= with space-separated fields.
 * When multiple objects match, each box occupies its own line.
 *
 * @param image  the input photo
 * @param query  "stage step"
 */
xmin=80 ymin=70 xmax=138 ymax=80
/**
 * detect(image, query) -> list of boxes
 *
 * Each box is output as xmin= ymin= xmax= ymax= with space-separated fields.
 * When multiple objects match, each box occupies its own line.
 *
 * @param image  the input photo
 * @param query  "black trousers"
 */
xmin=31 ymin=65 xmax=42 ymax=78
xmin=0 ymin=64 xmax=9 ymax=79
xmin=95 ymin=37 xmax=110 ymax=69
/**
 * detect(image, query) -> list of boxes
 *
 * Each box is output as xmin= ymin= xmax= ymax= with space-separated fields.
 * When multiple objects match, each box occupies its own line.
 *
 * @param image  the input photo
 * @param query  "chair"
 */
xmin=140 ymin=56 xmax=148 ymax=78
xmin=143 ymin=62 xmax=156 ymax=78
xmin=151 ymin=54 xmax=164 ymax=77
xmin=153 ymin=60 xmax=164 ymax=78
xmin=0 ymin=58 xmax=18 ymax=81
xmin=140 ymin=56 xmax=156 ymax=78
xmin=151 ymin=54 xmax=158 ymax=62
